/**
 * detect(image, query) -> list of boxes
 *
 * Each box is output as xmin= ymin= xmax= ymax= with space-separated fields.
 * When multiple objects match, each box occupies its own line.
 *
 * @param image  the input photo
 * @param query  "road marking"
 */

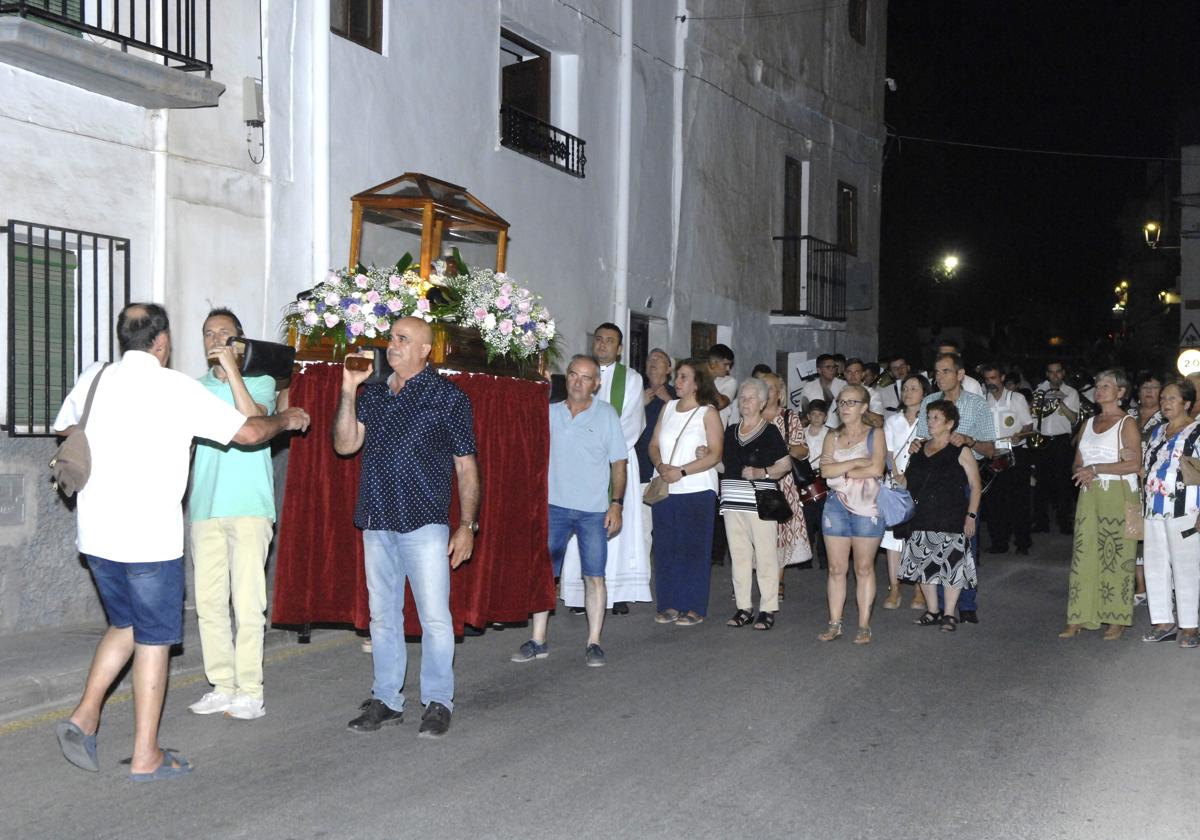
xmin=0 ymin=634 xmax=355 ymax=737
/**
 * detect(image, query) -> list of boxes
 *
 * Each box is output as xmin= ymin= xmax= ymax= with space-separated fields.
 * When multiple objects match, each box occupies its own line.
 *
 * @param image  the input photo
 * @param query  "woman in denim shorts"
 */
xmin=817 ymin=384 xmax=886 ymax=644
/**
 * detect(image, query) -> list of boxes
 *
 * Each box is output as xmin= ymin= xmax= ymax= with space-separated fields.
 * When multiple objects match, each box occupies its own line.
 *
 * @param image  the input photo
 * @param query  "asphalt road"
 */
xmin=2 ymin=532 xmax=1197 ymax=840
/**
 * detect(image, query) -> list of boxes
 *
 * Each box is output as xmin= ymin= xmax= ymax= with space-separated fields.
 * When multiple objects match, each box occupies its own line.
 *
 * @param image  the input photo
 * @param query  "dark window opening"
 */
xmin=332 ymin=0 xmax=382 ymax=53
xmin=848 ymin=0 xmax=866 ymax=45
xmin=837 ymin=181 xmax=858 ymax=256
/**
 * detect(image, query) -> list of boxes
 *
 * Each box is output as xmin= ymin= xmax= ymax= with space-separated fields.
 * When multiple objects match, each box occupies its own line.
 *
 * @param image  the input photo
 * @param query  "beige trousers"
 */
xmin=725 ymin=510 xmax=780 ymax=613
xmin=190 ymin=516 xmax=273 ymax=698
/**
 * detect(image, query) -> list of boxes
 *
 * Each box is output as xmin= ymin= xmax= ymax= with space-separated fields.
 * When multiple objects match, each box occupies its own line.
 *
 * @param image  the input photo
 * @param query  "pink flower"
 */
xmin=388 ymin=274 xmax=403 ymax=290
xmin=350 ymin=322 xmax=364 ymax=336
xmin=473 ymin=307 xmax=488 ymax=322
xmin=366 ymin=290 xmax=381 ymax=304
xmin=325 ymin=292 xmax=340 ymax=306
xmin=495 ymin=295 xmax=511 ymax=310
xmin=517 ymin=299 xmax=532 ymax=313
xmin=499 ymin=319 xmax=513 ymax=335
xmin=303 ymin=311 xmax=319 ymax=326
xmin=323 ymin=312 xmax=339 ymax=328
xmin=355 ymin=274 xmax=370 ymax=288
xmin=387 ymin=298 xmax=406 ymax=312
xmin=515 ymin=313 xmax=529 ymax=326
xmin=417 ymin=299 xmax=431 ymax=312
xmin=500 ymin=282 xmax=513 ymax=296
xmin=346 ymin=303 xmax=361 ymax=315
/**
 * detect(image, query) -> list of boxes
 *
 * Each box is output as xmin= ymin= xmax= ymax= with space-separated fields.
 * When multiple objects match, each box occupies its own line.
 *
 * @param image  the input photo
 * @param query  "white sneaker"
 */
xmin=223 ymin=694 xmax=265 ymax=720
xmin=361 ymin=638 xmax=372 ymax=654
xmin=188 ymin=690 xmax=235 ymax=715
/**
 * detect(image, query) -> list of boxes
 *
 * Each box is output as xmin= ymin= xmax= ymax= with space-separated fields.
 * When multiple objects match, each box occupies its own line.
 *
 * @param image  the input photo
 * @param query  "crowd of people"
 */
xmin=51 ymin=305 xmax=1199 ymax=781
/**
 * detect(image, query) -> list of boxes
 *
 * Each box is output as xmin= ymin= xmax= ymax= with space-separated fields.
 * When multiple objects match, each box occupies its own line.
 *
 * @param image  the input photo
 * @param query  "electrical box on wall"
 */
xmin=242 ymin=77 xmax=264 ymax=126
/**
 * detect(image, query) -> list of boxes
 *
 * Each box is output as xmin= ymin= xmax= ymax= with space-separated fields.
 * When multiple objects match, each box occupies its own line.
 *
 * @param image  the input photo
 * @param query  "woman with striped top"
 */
xmin=1141 ymin=380 xmax=1200 ymax=648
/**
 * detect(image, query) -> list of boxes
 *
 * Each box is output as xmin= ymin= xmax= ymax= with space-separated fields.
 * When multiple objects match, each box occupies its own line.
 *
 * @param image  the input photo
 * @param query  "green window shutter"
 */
xmin=11 ymin=242 xmax=76 ymax=430
xmin=7 ymin=1 xmax=85 ymax=37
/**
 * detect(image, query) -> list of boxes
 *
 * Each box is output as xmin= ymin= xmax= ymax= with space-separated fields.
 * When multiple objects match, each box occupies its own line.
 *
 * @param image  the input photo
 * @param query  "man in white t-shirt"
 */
xmin=1031 ymin=359 xmax=1081 ymax=534
xmin=708 ymin=343 xmax=738 ymax=427
xmin=51 ymin=303 xmax=310 ymax=782
xmin=980 ymin=362 xmax=1034 ymax=555
xmin=800 ymin=354 xmax=845 ymax=419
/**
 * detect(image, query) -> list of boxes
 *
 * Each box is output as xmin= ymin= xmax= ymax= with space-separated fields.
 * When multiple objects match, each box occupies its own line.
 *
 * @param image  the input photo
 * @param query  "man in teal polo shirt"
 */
xmin=512 ymin=354 xmax=627 ymax=667
xmin=186 ymin=308 xmax=279 ymax=721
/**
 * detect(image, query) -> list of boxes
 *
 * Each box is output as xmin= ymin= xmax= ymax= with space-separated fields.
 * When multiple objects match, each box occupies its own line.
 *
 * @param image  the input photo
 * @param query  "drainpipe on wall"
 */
xmin=311 ymin=0 xmax=330 ymax=284
xmin=669 ymin=1 xmax=686 ymax=331
xmin=151 ymin=109 xmax=168 ymax=302
xmin=613 ymin=0 xmax=632 ymax=356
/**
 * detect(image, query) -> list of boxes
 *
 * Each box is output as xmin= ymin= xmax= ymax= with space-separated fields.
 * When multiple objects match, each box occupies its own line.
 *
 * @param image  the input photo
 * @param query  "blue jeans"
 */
xmin=363 ymin=526 xmax=454 ymax=713
xmin=548 ymin=505 xmax=609 ymax=578
xmin=86 ymin=555 xmax=184 ymax=645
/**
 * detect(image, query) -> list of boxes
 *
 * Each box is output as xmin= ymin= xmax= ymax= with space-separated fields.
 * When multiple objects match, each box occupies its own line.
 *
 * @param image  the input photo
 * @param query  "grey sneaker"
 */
xmin=347 ymin=698 xmax=403 ymax=732
xmin=584 ymin=643 xmax=606 ymax=667
xmin=510 ymin=640 xmax=549 ymax=663
xmin=188 ymin=690 xmax=235 ymax=715
xmin=418 ymin=702 xmax=451 ymax=739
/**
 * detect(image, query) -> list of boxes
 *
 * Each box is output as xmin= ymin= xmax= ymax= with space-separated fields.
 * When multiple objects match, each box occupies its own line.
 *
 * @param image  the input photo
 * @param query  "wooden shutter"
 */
xmin=11 ymin=242 xmax=76 ymax=430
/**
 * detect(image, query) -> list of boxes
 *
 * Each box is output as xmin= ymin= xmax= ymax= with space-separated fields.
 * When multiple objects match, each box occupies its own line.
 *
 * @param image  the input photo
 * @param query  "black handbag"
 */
xmin=754 ymin=480 xmax=793 ymax=523
xmin=228 ymin=336 xmax=296 ymax=380
xmin=783 ymin=409 xmax=816 ymax=486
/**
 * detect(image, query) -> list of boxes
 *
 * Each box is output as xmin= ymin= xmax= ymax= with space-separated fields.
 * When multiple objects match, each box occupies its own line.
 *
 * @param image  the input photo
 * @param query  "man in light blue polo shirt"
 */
xmin=512 ymin=354 xmax=627 ymax=667
xmin=186 ymin=308 xmax=279 ymax=721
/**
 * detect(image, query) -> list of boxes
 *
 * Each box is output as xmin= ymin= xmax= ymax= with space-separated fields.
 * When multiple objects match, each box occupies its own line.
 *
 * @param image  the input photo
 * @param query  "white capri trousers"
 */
xmin=1143 ymin=515 xmax=1200 ymax=629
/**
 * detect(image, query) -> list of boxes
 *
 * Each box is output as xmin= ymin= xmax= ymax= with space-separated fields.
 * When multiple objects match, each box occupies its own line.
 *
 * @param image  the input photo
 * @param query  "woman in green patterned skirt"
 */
xmin=1060 ymin=369 xmax=1142 ymax=640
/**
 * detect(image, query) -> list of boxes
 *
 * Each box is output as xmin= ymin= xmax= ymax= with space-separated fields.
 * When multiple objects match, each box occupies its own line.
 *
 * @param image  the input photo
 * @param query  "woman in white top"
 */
xmin=647 ymin=359 xmax=724 ymax=626
xmin=1060 ymin=369 xmax=1141 ymax=640
xmin=1141 ymin=380 xmax=1200 ymax=647
xmin=880 ymin=374 xmax=931 ymax=609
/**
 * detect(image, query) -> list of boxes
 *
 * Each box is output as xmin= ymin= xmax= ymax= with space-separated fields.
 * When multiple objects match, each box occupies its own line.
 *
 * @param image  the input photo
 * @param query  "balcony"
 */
xmin=0 ymin=1 xmax=223 ymax=108
xmin=499 ymin=104 xmax=586 ymax=179
xmin=773 ymin=235 xmax=847 ymax=322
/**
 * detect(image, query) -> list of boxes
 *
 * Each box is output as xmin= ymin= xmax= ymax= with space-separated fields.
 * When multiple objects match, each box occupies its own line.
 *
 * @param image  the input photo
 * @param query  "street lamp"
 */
xmin=1143 ymin=220 xmax=1181 ymax=250
xmin=942 ymin=254 xmax=960 ymax=274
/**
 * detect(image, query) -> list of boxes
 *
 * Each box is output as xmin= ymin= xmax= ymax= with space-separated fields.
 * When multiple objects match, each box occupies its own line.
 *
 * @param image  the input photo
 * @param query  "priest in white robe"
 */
xmin=561 ymin=324 xmax=652 ymax=608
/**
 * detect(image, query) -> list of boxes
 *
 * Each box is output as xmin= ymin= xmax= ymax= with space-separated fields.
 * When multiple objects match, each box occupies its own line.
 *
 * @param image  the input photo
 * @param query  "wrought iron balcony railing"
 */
xmin=774 ymin=234 xmax=847 ymax=322
xmin=0 ymin=0 xmax=212 ymax=75
xmin=500 ymin=104 xmax=586 ymax=179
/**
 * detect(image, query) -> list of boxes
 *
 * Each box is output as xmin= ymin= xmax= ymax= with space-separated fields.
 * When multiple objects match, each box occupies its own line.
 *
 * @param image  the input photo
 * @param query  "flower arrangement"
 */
xmin=285 ymin=252 xmax=556 ymax=364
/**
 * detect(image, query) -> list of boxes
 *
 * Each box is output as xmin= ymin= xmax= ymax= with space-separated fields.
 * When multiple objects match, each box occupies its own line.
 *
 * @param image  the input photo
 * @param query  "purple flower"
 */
xmin=522 ymin=321 xmax=536 ymax=332
xmin=316 ymin=302 xmax=326 ymax=313
xmin=373 ymin=303 xmax=389 ymax=317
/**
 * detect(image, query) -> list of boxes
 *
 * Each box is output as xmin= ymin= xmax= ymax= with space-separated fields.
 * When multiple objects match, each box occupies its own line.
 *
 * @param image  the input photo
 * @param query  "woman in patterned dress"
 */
xmin=1059 ymin=369 xmax=1141 ymax=640
xmin=897 ymin=400 xmax=982 ymax=632
xmin=1129 ymin=372 xmax=1165 ymax=606
xmin=757 ymin=372 xmax=812 ymax=601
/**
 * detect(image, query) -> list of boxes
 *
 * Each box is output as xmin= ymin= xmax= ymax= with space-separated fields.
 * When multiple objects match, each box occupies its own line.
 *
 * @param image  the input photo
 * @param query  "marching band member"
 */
xmin=1031 ymin=360 xmax=1081 ymax=534
xmin=980 ymin=363 xmax=1034 ymax=556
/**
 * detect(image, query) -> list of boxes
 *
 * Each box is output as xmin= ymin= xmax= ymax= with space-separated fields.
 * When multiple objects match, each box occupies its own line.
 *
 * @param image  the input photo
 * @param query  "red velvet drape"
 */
xmin=271 ymin=363 xmax=555 ymax=635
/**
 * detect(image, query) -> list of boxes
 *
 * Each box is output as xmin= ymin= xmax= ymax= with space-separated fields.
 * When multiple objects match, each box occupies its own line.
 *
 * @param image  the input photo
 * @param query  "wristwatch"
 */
xmin=966 ymin=512 xmax=977 ymax=520
xmin=459 ymin=520 xmax=479 ymax=534
xmin=680 ymin=467 xmax=688 ymax=476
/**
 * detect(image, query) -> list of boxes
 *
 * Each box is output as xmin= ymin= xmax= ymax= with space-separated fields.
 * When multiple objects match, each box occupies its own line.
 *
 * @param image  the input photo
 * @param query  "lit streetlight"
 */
xmin=942 ymin=254 xmax=960 ymax=274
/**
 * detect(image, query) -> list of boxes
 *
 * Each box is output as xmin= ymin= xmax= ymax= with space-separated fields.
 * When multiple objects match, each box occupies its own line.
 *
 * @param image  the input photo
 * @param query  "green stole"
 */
xmin=605 ymin=363 xmax=628 ymax=501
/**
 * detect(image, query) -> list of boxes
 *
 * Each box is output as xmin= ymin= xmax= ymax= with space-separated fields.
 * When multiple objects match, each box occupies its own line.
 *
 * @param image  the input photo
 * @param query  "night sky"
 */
xmin=880 ymin=1 xmax=1200 ymax=371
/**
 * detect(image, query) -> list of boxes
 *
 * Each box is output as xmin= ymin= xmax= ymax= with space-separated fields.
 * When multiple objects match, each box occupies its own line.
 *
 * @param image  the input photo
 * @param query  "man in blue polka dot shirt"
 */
xmin=334 ymin=317 xmax=480 ymax=740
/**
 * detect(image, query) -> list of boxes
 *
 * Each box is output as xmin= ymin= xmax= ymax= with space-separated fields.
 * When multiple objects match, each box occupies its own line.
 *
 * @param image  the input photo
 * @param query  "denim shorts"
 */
xmin=822 ymin=492 xmax=885 ymax=539
xmin=86 ymin=555 xmax=185 ymax=645
xmin=548 ymin=504 xmax=608 ymax=578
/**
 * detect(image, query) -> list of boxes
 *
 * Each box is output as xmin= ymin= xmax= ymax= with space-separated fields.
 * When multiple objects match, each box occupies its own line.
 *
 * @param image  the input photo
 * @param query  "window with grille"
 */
xmin=3 ymin=222 xmax=130 ymax=435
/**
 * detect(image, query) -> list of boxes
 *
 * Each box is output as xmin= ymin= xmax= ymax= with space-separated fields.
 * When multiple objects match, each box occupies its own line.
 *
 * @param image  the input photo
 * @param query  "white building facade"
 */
xmin=0 ymin=0 xmax=886 ymax=630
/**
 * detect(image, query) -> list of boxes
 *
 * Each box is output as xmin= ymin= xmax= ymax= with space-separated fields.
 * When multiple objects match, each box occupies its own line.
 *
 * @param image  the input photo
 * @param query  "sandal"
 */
xmin=675 ymin=612 xmax=705 ymax=626
xmin=817 ymin=620 xmax=843 ymax=642
xmin=726 ymin=609 xmax=754 ymax=627
xmin=853 ymin=626 xmax=873 ymax=645
xmin=941 ymin=615 xmax=958 ymax=633
xmin=914 ymin=611 xmax=943 ymax=626
xmin=753 ymin=612 xmax=775 ymax=631
xmin=654 ymin=609 xmax=680 ymax=624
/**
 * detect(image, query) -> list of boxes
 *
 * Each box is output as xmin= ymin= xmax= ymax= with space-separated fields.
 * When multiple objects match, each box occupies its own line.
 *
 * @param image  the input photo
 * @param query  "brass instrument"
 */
xmin=1028 ymin=388 xmax=1058 ymax=449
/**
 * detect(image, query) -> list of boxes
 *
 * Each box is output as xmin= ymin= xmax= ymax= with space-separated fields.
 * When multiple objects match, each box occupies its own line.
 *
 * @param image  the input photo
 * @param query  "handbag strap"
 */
xmin=665 ymin=407 xmax=701 ymax=464
xmin=76 ymin=363 xmax=110 ymax=431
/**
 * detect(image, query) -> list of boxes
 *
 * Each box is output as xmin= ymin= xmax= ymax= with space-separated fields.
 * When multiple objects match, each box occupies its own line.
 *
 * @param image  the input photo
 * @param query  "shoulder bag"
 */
xmin=49 ymin=363 xmax=110 ymax=497
xmin=643 ymin=407 xmax=700 ymax=506
xmin=869 ymin=427 xmax=916 ymax=528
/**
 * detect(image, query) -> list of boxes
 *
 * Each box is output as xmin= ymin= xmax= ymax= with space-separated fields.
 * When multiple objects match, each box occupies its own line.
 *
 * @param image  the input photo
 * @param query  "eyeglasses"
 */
xmin=836 ymin=399 xmax=865 ymax=408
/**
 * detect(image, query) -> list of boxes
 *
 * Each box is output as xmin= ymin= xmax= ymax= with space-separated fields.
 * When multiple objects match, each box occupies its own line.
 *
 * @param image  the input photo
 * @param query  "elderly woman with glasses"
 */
xmin=719 ymin=378 xmax=794 ymax=630
xmin=1060 ymin=369 xmax=1141 ymax=640
xmin=817 ymin=384 xmax=887 ymax=644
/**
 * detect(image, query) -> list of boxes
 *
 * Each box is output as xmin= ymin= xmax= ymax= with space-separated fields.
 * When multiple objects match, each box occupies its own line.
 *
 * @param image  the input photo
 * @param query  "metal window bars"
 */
xmin=500 ymin=104 xmax=587 ymax=179
xmin=3 ymin=221 xmax=131 ymax=435
xmin=774 ymin=234 xmax=847 ymax=322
